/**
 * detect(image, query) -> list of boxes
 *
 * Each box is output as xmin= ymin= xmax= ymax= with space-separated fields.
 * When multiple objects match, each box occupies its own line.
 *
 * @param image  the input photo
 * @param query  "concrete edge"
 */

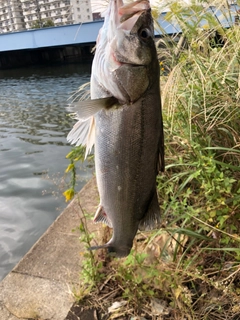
xmin=0 ymin=177 xmax=99 ymax=320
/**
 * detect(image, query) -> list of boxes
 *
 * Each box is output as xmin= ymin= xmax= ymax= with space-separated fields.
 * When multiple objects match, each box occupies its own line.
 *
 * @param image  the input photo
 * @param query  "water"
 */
xmin=0 ymin=63 xmax=93 ymax=281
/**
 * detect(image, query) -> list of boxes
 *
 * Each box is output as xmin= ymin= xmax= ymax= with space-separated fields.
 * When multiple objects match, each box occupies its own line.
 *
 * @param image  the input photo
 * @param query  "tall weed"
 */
xmin=157 ymin=0 xmax=240 ymax=259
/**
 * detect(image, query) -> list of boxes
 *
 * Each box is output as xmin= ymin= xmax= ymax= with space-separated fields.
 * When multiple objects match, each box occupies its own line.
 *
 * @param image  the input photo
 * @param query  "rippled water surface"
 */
xmin=0 ymin=63 xmax=93 ymax=280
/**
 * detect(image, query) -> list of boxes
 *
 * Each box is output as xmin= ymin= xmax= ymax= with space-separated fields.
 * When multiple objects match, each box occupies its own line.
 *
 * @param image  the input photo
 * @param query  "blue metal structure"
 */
xmin=0 ymin=21 xmax=103 ymax=52
xmin=0 ymin=13 xmax=182 ymax=53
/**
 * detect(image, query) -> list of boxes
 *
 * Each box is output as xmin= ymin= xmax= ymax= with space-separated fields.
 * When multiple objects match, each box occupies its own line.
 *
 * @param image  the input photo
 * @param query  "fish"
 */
xmin=67 ymin=0 xmax=164 ymax=257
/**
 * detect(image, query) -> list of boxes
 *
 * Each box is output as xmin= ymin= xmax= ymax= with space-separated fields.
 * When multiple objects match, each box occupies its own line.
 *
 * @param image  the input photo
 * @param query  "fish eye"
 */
xmin=139 ymin=28 xmax=151 ymax=40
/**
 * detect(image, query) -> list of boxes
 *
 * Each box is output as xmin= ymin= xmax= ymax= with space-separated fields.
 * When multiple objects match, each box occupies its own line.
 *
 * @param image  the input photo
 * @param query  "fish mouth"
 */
xmin=118 ymin=0 xmax=150 ymax=23
xmin=97 ymin=0 xmax=153 ymax=103
xmin=108 ymin=0 xmax=151 ymax=32
xmin=109 ymin=1 xmax=153 ymax=67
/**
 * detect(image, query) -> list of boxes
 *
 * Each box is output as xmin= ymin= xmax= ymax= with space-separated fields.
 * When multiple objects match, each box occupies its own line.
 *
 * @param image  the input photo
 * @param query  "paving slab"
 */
xmin=0 ymin=272 xmax=73 ymax=319
xmin=0 ymin=177 xmax=100 ymax=320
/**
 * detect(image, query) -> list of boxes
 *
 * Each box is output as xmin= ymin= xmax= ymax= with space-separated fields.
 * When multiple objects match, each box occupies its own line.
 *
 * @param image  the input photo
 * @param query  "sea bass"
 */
xmin=67 ymin=0 xmax=164 ymax=257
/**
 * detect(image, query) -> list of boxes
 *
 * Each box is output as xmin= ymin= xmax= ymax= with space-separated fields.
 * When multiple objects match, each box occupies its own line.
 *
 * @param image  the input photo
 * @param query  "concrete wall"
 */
xmin=0 ymin=44 xmax=94 ymax=69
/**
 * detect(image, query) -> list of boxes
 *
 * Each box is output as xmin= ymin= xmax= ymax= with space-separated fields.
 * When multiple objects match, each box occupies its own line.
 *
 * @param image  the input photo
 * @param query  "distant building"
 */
xmin=92 ymin=12 xmax=103 ymax=21
xmin=21 ymin=0 xmax=74 ymax=29
xmin=71 ymin=0 xmax=93 ymax=24
xmin=0 ymin=0 xmax=93 ymax=33
xmin=0 ymin=0 xmax=25 ymax=33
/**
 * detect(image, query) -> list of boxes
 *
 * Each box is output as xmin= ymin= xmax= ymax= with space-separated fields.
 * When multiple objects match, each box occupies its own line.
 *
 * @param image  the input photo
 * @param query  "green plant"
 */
xmin=113 ymin=252 xmax=156 ymax=303
xmin=31 ymin=19 xmax=54 ymax=29
xmin=157 ymin=0 xmax=240 ymax=256
xmin=63 ymin=82 xmax=93 ymax=202
xmin=72 ymin=200 xmax=105 ymax=300
xmin=78 ymin=214 xmax=104 ymax=287
xmin=63 ymin=145 xmax=86 ymax=201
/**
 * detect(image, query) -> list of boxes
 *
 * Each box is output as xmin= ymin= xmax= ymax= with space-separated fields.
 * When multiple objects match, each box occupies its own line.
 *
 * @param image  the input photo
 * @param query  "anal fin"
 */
xmin=138 ymin=190 xmax=161 ymax=231
xmin=93 ymin=205 xmax=112 ymax=228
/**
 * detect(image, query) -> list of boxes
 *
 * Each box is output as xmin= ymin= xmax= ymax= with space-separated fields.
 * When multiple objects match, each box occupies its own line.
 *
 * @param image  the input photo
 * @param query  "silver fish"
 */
xmin=67 ymin=0 xmax=164 ymax=257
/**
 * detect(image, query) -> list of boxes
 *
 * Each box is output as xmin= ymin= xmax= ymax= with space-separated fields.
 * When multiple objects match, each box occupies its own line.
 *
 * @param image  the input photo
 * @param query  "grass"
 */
xmin=64 ymin=1 xmax=240 ymax=319
xmin=157 ymin=0 xmax=240 ymax=252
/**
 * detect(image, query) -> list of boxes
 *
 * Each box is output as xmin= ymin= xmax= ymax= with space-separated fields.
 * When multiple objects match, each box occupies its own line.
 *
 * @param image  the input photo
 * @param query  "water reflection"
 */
xmin=0 ymin=63 xmax=93 ymax=280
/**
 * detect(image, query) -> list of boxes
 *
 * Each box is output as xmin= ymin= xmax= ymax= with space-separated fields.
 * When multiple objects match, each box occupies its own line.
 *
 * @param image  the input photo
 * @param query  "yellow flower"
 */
xmin=66 ymin=151 xmax=73 ymax=159
xmin=63 ymin=188 xmax=75 ymax=202
xmin=65 ymin=163 xmax=74 ymax=173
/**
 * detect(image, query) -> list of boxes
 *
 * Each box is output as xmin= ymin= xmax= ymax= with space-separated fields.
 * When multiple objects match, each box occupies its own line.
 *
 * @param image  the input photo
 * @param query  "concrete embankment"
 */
xmin=0 ymin=45 xmax=94 ymax=70
xmin=0 ymin=177 xmax=99 ymax=320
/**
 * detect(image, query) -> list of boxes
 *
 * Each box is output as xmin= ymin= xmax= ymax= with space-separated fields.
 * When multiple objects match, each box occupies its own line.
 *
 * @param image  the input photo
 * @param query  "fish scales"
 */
xmin=67 ymin=0 xmax=164 ymax=257
xmin=95 ymin=76 xmax=161 ymax=252
xmin=95 ymin=88 xmax=161 ymax=245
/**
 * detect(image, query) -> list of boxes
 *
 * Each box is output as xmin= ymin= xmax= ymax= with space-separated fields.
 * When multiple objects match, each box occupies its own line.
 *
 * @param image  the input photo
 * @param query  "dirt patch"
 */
xmin=65 ymin=305 xmax=100 ymax=320
xmin=63 ymin=229 xmax=240 ymax=320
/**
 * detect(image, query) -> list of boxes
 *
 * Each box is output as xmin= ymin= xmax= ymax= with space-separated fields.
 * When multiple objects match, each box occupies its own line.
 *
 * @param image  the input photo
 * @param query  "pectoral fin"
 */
xmin=67 ymin=96 xmax=119 ymax=120
xmin=67 ymin=96 xmax=119 ymax=156
xmin=67 ymin=117 xmax=95 ymax=157
xmin=138 ymin=191 xmax=161 ymax=231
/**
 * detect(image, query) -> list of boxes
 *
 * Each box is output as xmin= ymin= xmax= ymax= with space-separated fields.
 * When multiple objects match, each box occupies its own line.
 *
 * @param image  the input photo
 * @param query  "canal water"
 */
xmin=0 ymin=63 xmax=93 ymax=281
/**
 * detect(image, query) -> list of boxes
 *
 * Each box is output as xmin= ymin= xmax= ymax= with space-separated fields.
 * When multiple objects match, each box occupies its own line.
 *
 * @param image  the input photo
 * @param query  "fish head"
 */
xmin=113 ymin=0 xmax=154 ymax=66
xmin=91 ymin=0 xmax=158 ymax=103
